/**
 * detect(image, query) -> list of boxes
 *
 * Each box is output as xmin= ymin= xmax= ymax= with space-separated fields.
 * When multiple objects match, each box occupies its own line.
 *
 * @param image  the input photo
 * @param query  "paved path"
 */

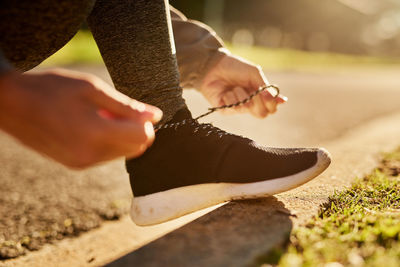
xmin=2 ymin=66 xmax=400 ymax=266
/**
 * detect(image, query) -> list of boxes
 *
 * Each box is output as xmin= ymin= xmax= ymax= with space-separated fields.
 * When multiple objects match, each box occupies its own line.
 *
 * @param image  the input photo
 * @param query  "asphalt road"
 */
xmin=1 ymin=66 xmax=400 ymax=261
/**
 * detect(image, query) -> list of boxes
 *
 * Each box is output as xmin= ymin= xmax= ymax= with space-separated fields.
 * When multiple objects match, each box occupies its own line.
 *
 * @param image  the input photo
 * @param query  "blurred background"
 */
xmin=171 ymin=0 xmax=400 ymax=57
xmin=44 ymin=0 xmax=400 ymax=71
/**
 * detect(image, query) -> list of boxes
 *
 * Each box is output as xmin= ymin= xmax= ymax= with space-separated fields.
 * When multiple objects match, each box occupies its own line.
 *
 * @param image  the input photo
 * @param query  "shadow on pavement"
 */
xmin=106 ymin=196 xmax=293 ymax=267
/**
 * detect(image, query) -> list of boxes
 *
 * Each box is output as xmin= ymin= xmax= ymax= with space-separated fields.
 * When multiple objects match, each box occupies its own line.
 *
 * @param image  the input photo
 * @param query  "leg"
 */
xmin=87 ymin=0 xmax=186 ymax=124
xmin=0 ymin=0 xmax=95 ymax=71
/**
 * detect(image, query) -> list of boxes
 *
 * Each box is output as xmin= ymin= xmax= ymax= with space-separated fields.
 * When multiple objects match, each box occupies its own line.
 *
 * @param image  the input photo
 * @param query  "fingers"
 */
xmin=222 ymin=91 xmax=239 ymax=114
xmin=88 ymin=81 xmax=162 ymax=124
xmin=82 ymin=81 xmax=159 ymax=163
xmin=247 ymin=89 xmax=285 ymax=118
xmin=69 ymin=104 xmax=157 ymax=168
xmin=246 ymin=65 xmax=288 ymax=118
xmin=20 ymin=69 xmax=161 ymax=168
xmin=261 ymin=89 xmax=288 ymax=113
xmin=220 ymin=87 xmax=253 ymax=115
xmin=276 ymin=95 xmax=288 ymax=104
xmin=85 ymin=78 xmax=161 ymax=162
xmin=44 ymin=69 xmax=162 ymax=122
xmin=232 ymin=86 xmax=252 ymax=113
xmin=219 ymin=85 xmax=287 ymax=117
xmin=250 ymin=94 xmax=270 ymax=118
xmin=88 ymin=119 xmax=155 ymax=164
xmin=102 ymin=119 xmax=155 ymax=147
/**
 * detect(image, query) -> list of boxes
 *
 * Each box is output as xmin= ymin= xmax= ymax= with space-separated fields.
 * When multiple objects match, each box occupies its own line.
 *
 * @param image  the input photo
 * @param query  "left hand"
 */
xmin=200 ymin=53 xmax=287 ymax=118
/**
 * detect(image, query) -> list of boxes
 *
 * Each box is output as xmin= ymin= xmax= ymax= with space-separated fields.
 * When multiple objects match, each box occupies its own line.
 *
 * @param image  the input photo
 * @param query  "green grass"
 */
xmin=261 ymin=147 xmax=400 ymax=267
xmin=41 ymin=31 xmax=400 ymax=71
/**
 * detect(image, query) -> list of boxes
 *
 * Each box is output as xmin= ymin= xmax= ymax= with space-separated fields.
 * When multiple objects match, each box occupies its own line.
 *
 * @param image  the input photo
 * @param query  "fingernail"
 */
xmin=152 ymin=108 xmax=163 ymax=122
xmin=144 ymin=121 xmax=155 ymax=139
xmin=135 ymin=103 xmax=146 ymax=112
xmin=281 ymin=96 xmax=288 ymax=102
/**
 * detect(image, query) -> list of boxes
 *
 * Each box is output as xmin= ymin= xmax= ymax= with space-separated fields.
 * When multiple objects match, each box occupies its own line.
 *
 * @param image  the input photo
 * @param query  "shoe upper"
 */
xmin=126 ymin=108 xmax=318 ymax=197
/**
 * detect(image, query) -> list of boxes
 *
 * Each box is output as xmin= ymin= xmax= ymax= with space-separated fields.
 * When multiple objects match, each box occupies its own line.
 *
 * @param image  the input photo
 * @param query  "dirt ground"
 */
xmin=1 ymin=66 xmax=400 ymax=261
xmin=0 ymin=132 xmax=131 ymax=259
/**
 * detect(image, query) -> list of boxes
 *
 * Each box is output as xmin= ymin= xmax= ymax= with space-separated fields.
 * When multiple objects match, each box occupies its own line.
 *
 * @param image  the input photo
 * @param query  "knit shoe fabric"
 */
xmin=126 ymin=107 xmax=331 ymax=225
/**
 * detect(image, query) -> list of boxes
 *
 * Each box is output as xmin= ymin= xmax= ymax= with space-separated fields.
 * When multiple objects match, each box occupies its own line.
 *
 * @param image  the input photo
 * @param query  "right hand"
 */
xmin=0 ymin=68 xmax=162 ymax=168
xmin=200 ymin=53 xmax=287 ymax=118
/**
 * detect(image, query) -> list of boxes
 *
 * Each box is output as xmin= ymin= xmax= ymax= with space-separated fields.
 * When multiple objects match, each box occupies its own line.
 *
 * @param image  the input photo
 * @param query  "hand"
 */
xmin=200 ymin=53 xmax=287 ymax=118
xmin=0 ymin=68 xmax=162 ymax=168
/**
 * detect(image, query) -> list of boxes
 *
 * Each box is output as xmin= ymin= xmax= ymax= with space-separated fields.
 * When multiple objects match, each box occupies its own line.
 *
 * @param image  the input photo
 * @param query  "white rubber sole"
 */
xmin=130 ymin=148 xmax=331 ymax=226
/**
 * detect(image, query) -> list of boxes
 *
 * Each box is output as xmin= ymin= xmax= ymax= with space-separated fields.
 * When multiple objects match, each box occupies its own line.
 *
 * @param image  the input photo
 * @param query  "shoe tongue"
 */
xmin=170 ymin=107 xmax=193 ymax=122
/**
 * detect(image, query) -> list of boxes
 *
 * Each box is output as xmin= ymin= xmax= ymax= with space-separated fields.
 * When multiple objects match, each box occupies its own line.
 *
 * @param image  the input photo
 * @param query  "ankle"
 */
xmin=155 ymin=107 xmax=193 ymax=130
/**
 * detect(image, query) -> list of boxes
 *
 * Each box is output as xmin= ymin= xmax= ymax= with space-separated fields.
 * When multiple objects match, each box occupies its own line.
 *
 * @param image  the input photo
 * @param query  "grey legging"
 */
xmin=0 ymin=0 xmax=186 ymax=123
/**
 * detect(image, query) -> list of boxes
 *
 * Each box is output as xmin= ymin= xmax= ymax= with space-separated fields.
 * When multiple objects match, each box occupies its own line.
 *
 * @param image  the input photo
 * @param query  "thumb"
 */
xmin=89 ymin=85 xmax=163 ymax=124
xmin=249 ymin=67 xmax=287 ymax=105
xmin=275 ymin=95 xmax=288 ymax=104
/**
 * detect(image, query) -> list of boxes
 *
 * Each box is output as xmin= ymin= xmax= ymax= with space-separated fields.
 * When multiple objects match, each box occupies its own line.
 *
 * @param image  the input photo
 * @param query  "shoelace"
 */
xmin=155 ymin=84 xmax=280 ymax=131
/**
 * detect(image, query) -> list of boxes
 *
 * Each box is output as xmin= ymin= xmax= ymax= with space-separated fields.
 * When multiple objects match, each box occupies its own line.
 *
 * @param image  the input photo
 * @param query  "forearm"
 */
xmin=170 ymin=6 xmax=229 ymax=89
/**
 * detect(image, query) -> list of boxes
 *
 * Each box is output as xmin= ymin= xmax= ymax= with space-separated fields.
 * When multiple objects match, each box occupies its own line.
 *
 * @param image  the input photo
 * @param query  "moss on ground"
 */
xmin=262 ymin=147 xmax=400 ymax=267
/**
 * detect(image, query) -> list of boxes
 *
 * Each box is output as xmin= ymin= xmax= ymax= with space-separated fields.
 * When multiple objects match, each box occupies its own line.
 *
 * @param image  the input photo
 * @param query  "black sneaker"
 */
xmin=126 ymin=107 xmax=331 ymax=225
